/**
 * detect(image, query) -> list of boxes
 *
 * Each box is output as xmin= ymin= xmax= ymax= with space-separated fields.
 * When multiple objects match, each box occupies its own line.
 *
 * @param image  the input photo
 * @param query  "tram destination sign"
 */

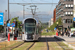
xmin=0 ymin=13 xmax=4 ymax=25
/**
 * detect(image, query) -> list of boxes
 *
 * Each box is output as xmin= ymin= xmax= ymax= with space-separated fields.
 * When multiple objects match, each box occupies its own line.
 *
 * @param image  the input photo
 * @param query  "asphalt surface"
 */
xmin=0 ymin=33 xmax=7 ymax=42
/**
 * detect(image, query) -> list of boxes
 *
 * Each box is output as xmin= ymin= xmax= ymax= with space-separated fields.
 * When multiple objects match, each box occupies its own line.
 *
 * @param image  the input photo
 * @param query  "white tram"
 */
xmin=22 ymin=18 xmax=41 ymax=41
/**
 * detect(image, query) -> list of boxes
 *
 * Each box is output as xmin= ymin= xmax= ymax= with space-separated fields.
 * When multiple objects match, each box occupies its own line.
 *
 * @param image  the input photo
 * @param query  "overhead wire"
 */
xmin=22 ymin=0 xmax=27 ymax=2
xmin=40 ymin=0 xmax=49 ymax=2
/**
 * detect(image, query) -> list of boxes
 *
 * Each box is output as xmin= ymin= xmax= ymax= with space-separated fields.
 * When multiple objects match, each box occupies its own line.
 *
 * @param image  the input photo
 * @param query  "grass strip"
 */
xmin=41 ymin=31 xmax=56 ymax=36
xmin=13 ymin=42 xmax=33 ymax=50
xmin=57 ymin=42 xmax=73 ymax=50
xmin=0 ymin=41 xmax=23 ymax=50
xmin=30 ymin=42 xmax=47 ymax=50
xmin=48 ymin=42 xmax=63 ymax=50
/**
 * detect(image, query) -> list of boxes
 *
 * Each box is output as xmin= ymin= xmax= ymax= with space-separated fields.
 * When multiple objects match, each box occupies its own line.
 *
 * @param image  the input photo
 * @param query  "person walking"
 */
xmin=68 ymin=30 xmax=71 ymax=37
xmin=61 ymin=30 xmax=64 ymax=36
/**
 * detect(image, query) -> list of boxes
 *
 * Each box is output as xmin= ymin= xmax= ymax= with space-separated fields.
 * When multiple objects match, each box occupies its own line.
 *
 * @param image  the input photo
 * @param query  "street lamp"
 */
xmin=56 ymin=22 xmax=58 ymax=29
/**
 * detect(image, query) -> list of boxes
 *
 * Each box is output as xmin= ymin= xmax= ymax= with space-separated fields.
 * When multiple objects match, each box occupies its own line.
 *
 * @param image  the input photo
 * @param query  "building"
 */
xmin=56 ymin=0 xmax=73 ymax=31
xmin=48 ymin=18 xmax=53 ymax=27
xmin=53 ymin=8 xmax=56 ymax=23
xmin=48 ymin=20 xmax=51 ymax=27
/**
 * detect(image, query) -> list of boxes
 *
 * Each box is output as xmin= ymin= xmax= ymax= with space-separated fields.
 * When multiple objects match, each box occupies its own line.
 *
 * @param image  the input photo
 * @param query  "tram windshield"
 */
xmin=25 ymin=23 xmax=36 ymax=34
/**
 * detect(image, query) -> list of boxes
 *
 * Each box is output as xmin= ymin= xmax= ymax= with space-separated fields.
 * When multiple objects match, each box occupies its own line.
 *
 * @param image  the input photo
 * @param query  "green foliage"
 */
xmin=41 ymin=31 xmax=56 ymax=36
xmin=10 ymin=17 xmax=22 ymax=31
xmin=0 ymin=25 xmax=4 ymax=32
xmin=48 ymin=17 xmax=62 ymax=31
xmin=41 ymin=23 xmax=48 ymax=29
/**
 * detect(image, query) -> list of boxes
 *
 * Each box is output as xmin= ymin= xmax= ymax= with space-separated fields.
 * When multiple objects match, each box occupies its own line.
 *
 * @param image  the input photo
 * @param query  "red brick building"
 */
xmin=53 ymin=8 xmax=56 ymax=23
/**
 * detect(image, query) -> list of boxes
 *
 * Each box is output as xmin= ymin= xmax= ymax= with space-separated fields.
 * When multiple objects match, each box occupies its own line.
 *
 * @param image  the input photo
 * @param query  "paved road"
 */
xmin=0 ymin=33 xmax=7 ymax=42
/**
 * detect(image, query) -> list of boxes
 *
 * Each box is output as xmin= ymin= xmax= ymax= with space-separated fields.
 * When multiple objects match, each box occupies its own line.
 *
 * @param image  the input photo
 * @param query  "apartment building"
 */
xmin=48 ymin=18 xmax=53 ymax=27
xmin=56 ymin=0 xmax=73 ymax=31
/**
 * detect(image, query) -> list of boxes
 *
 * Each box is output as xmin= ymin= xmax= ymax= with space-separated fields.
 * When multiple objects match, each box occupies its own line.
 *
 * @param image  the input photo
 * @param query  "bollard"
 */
xmin=8 ymin=33 xmax=10 ymax=41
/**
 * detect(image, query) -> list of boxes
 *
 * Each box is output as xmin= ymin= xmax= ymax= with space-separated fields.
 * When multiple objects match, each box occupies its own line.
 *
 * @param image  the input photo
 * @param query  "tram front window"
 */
xmin=25 ymin=23 xmax=35 ymax=34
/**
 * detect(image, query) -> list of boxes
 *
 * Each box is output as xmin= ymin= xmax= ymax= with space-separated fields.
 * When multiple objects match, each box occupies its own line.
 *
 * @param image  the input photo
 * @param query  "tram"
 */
xmin=22 ymin=18 xmax=41 ymax=41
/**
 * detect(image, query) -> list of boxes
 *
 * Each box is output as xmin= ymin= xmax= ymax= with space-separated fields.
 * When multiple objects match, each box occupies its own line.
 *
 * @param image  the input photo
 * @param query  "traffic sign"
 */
xmin=7 ymin=23 xmax=10 ymax=27
xmin=11 ymin=23 xmax=15 ymax=27
xmin=0 ymin=13 xmax=3 ymax=25
xmin=73 ymin=17 xmax=75 ymax=21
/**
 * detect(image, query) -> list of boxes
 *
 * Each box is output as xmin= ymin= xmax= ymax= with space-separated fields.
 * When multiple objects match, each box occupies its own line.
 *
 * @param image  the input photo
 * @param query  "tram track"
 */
xmin=45 ymin=36 xmax=49 ymax=50
xmin=10 ymin=42 xmax=25 ymax=50
xmin=27 ymin=42 xmax=35 ymax=50
xmin=54 ymin=37 xmax=66 ymax=50
xmin=9 ymin=36 xmax=72 ymax=50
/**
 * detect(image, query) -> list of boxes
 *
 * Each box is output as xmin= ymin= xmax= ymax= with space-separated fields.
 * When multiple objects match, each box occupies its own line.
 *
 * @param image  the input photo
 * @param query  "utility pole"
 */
xmin=8 ymin=0 xmax=9 ymax=20
xmin=23 ymin=5 xmax=25 ymax=19
xmin=5 ymin=10 xmax=7 ymax=37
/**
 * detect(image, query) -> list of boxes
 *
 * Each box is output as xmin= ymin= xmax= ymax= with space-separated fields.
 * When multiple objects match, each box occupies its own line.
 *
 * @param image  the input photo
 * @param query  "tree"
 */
xmin=10 ymin=17 xmax=22 ymax=31
xmin=48 ymin=17 xmax=62 ymax=30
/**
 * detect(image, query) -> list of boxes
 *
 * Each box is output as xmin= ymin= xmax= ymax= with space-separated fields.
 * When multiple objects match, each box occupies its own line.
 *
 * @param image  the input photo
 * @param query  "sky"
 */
xmin=0 ymin=0 xmax=59 ymax=23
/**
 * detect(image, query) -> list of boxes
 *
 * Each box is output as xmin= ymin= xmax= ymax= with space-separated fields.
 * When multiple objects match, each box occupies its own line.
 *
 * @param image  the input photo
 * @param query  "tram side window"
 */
xmin=36 ymin=28 xmax=38 ymax=34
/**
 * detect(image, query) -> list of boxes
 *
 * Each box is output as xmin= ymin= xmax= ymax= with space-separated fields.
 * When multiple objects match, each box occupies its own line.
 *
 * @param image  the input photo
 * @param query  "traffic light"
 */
xmin=7 ymin=19 xmax=10 ymax=23
xmin=73 ymin=21 xmax=75 ymax=27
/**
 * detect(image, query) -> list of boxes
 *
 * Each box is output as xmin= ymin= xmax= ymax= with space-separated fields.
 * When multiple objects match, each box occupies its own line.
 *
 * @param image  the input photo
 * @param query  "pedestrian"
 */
xmin=68 ymin=30 xmax=71 ymax=37
xmin=14 ymin=30 xmax=17 ymax=40
xmin=56 ymin=31 xmax=58 ymax=36
xmin=58 ymin=30 xmax=60 ymax=36
xmin=65 ymin=30 xmax=68 ymax=36
xmin=61 ymin=30 xmax=64 ymax=36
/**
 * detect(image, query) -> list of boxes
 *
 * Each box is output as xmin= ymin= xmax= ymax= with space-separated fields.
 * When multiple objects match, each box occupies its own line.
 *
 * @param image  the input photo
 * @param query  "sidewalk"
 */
xmin=54 ymin=35 xmax=75 ymax=50
xmin=0 ymin=37 xmax=7 ymax=42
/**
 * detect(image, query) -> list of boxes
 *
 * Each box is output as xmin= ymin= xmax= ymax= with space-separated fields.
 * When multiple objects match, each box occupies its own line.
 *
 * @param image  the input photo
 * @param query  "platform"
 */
xmin=54 ymin=35 xmax=75 ymax=50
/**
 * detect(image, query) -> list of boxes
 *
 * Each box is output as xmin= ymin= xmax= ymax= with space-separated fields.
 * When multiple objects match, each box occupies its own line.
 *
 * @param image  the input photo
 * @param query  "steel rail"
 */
xmin=10 ymin=42 xmax=25 ymax=50
xmin=45 ymin=36 xmax=49 ymax=50
xmin=54 ymin=37 xmax=65 ymax=50
xmin=27 ymin=42 xmax=35 ymax=50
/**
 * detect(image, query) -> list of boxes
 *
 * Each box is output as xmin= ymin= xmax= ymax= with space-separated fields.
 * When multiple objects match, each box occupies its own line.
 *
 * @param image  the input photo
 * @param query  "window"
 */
xmin=68 ymin=12 xmax=70 ymax=14
xmin=63 ymin=19 xmax=66 ymax=23
xmin=67 ymin=19 xmax=72 ymax=23
xmin=71 ymin=0 xmax=73 ymax=1
xmin=68 ymin=5 xmax=70 ymax=7
xmin=65 ymin=12 xmax=68 ymax=14
xmin=71 ymin=12 xmax=73 ymax=14
xmin=65 ymin=4 xmax=68 ymax=7
xmin=71 ymin=5 xmax=73 ymax=7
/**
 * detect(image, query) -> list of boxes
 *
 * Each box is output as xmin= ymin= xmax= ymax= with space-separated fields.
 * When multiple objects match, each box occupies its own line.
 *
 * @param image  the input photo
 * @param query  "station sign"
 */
xmin=0 ymin=13 xmax=3 ymax=25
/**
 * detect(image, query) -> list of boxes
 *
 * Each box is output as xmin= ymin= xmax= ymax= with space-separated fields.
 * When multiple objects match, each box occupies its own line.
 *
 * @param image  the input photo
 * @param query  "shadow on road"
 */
xmin=39 ymin=37 xmax=65 ymax=42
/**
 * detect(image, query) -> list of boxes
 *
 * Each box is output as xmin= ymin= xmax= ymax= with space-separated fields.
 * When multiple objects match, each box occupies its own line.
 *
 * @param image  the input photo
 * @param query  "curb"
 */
xmin=54 ymin=36 xmax=75 ymax=50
